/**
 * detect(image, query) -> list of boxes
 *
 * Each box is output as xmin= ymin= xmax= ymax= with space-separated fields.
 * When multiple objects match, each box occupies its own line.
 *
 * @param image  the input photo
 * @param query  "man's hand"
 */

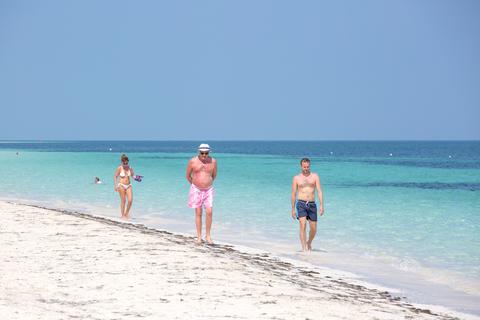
xmin=318 ymin=206 xmax=324 ymax=216
xmin=291 ymin=209 xmax=297 ymax=220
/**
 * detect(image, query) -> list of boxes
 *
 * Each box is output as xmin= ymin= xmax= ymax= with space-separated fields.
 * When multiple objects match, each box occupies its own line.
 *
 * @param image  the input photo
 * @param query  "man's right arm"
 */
xmin=291 ymin=177 xmax=297 ymax=219
xmin=186 ymin=159 xmax=193 ymax=184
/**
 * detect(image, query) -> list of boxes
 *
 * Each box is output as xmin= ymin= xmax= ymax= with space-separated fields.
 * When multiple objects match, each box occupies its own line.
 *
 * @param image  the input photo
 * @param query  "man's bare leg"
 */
xmin=195 ymin=207 xmax=203 ymax=244
xmin=205 ymin=207 xmax=213 ymax=244
xmin=299 ymin=217 xmax=307 ymax=252
xmin=307 ymin=220 xmax=317 ymax=251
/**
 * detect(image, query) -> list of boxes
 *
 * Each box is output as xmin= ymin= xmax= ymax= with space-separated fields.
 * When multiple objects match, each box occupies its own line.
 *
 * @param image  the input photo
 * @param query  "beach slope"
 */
xmin=0 ymin=201 xmax=472 ymax=320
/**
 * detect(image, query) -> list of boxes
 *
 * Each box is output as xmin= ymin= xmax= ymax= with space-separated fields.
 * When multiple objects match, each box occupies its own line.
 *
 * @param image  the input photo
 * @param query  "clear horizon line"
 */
xmin=1 ymin=139 xmax=479 ymax=142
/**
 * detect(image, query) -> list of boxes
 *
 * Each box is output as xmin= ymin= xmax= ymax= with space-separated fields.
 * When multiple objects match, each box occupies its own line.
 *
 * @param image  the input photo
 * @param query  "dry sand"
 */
xmin=0 ymin=201 xmax=475 ymax=320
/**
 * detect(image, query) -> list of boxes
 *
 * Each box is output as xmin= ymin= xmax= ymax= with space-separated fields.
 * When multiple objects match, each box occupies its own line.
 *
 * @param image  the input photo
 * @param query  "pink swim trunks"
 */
xmin=188 ymin=184 xmax=215 ymax=209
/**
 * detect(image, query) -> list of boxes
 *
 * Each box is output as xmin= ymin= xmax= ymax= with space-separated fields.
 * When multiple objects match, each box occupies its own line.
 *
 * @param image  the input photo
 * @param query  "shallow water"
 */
xmin=1 ymin=140 xmax=479 ymax=314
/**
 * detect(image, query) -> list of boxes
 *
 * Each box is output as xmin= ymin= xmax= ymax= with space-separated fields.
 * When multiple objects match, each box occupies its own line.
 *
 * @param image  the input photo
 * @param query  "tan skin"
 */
xmin=291 ymin=161 xmax=324 ymax=252
xmin=186 ymin=151 xmax=217 ymax=244
xmin=114 ymin=160 xmax=135 ymax=219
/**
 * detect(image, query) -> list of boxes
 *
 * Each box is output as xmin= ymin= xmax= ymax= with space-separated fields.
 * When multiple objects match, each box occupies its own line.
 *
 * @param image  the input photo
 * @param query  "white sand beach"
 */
xmin=0 ymin=200 xmax=476 ymax=320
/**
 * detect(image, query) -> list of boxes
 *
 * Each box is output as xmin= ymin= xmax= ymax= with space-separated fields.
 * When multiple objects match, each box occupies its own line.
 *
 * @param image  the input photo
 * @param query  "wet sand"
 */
xmin=0 ymin=201 xmax=475 ymax=320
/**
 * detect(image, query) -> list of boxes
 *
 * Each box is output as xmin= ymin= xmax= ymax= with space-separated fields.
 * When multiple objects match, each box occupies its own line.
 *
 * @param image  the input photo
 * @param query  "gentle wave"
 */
xmin=358 ymin=159 xmax=480 ymax=169
xmin=335 ymin=182 xmax=480 ymax=191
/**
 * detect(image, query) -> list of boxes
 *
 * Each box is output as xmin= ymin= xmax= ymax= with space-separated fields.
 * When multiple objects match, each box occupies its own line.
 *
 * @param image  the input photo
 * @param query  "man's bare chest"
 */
xmin=193 ymin=162 xmax=213 ymax=173
xmin=298 ymin=176 xmax=315 ymax=188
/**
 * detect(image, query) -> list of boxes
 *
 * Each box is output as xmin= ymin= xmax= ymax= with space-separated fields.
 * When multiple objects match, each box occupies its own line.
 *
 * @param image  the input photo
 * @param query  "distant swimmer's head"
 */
xmin=198 ymin=143 xmax=211 ymax=159
xmin=121 ymin=154 xmax=129 ymax=166
xmin=300 ymin=157 xmax=311 ymax=175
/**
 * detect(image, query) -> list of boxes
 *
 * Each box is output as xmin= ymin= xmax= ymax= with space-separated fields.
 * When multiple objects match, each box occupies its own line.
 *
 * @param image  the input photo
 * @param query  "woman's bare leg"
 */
xmin=118 ymin=187 xmax=126 ymax=218
xmin=124 ymin=187 xmax=133 ymax=218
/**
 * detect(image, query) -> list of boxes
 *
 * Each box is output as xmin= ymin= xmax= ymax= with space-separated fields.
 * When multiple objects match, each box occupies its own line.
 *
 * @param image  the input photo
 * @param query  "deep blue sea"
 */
xmin=1 ymin=141 xmax=479 ymax=314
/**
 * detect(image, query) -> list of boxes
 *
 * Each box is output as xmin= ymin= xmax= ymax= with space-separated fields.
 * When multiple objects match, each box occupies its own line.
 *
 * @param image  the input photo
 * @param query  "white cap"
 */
xmin=198 ymin=143 xmax=211 ymax=152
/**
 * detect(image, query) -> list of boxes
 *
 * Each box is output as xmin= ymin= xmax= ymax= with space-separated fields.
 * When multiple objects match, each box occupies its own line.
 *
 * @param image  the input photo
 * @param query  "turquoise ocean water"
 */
xmin=1 ymin=141 xmax=479 ymax=314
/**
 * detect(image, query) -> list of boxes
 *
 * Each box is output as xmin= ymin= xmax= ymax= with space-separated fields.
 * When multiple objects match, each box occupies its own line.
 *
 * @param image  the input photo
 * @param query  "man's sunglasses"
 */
xmin=199 ymin=152 xmax=209 ymax=155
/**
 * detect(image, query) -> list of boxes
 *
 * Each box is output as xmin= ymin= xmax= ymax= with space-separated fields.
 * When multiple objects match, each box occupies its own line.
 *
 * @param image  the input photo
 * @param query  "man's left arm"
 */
xmin=316 ymin=174 xmax=324 ymax=215
xmin=212 ymin=159 xmax=217 ymax=181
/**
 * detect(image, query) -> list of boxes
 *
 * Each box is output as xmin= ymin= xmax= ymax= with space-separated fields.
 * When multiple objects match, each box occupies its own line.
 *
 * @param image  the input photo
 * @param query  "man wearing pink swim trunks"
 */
xmin=186 ymin=143 xmax=217 ymax=244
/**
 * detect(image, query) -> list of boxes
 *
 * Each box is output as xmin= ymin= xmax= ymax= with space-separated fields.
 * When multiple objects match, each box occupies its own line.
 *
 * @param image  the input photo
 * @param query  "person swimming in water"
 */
xmin=94 ymin=177 xmax=102 ymax=184
xmin=114 ymin=154 xmax=135 ymax=219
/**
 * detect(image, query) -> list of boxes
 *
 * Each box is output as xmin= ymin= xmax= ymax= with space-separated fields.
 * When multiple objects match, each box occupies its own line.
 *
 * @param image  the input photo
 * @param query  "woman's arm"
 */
xmin=114 ymin=167 xmax=120 ymax=191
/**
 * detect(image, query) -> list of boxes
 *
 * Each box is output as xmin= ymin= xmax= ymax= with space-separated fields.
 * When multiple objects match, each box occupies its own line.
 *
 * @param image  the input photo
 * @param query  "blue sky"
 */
xmin=0 ymin=0 xmax=479 ymax=140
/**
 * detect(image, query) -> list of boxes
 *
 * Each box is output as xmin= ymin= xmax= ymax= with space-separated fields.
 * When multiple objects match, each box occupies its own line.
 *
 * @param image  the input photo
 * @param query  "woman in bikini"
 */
xmin=114 ymin=154 xmax=135 ymax=219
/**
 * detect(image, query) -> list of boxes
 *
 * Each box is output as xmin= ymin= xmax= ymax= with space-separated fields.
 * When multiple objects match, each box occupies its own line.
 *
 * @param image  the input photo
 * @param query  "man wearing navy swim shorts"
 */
xmin=291 ymin=158 xmax=324 ymax=252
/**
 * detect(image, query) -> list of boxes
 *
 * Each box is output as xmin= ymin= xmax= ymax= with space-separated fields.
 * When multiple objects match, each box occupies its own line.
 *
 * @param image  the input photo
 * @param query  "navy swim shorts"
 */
xmin=296 ymin=200 xmax=318 ymax=221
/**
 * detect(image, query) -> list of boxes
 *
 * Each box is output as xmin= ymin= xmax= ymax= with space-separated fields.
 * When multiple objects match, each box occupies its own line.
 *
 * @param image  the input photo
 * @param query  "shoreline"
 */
xmin=4 ymin=195 xmax=479 ymax=316
xmin=1 ymin=200 xmax=477 ymax=319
